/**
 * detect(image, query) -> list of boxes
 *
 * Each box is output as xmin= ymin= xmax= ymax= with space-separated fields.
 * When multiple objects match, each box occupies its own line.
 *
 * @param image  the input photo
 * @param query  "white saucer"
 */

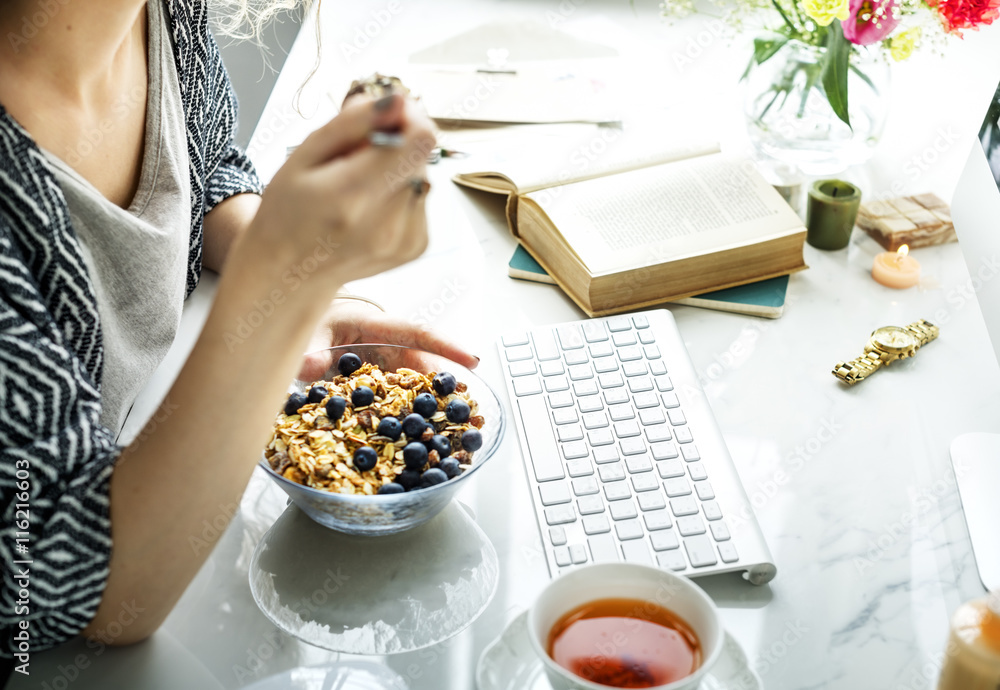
xmin=242 ymin=661 xmax=409 ymax=690
xmin=475 ymin=611 xmax=762 ymax=690
xmin=249 ymin=501 xmax=498 ymax=655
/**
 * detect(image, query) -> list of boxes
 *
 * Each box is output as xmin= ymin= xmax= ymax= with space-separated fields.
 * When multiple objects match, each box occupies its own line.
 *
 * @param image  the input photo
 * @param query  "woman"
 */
xmin=0 ymin=0 xmax=474 ymax=657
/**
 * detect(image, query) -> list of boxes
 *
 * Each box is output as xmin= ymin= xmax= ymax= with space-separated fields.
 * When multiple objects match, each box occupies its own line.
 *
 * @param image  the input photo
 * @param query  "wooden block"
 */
xmin=856 ymin=192 xmax=956 ymax=251
xmin=889 ymin=197 xmax=925 ymax=215
xmin=912 ymin=192 xmax=948 ymax=211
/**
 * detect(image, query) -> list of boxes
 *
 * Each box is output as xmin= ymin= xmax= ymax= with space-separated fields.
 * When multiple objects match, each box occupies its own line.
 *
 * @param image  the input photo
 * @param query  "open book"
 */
xmin=451 ymin=125 xmax=807 ymax=316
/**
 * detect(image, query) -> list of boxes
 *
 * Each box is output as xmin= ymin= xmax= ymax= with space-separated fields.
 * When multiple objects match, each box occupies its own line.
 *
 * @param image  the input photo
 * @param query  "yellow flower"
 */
xmin=802 ymin=0 xmax=850 ymax=26
xmin=890 ymin=27 xmax=921 ymax=61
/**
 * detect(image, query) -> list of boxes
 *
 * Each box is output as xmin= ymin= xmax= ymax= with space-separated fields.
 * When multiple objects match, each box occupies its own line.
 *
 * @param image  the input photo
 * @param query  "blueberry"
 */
xmin=351 ymin=386 xmax=375 ymax=407
xmin=426 ymin=434 xmax=452 ymax=458
xmin=420 ymin=467 xmax=448 ymax=488
xmin=338 ymin=353 xmax=362 ymax=376
xmin=283 ymin=392 xmax=307 ymax=416
xmin=445 ymin=399 xmax=471 ymax=424
xmin=396 ymin=469 xmax=421 ymax=490
xmin=403 ymin=441 xmax=429 ymax=470
xmin=402 ymin=413 xmax=428 ymax=439
xmin=412 ymin=392 xmax=438 ymax=418
xmin=377 ymin=482 xmax=405 ymax=495
xmin=439 ymin=457 xmax=461 ymax=479
xmin=461 ymin=428 xmax=483 ymax=452
xmin=353 ymin=446 xmax=378 ymax=473
xmin=325 ymin=395 xmax=347 ymax=421
xmin=307 ymin=385 xmax=328 ymax=404
xmin=377 ymin=417 xmax=402 ymax=440
xmin=433 ymin=372 xmax=457 ymax=396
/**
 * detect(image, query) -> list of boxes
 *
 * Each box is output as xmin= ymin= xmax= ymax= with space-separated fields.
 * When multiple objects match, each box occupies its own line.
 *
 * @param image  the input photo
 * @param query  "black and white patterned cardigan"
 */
xmin=0 ymin=0 xmax=263 ymax=655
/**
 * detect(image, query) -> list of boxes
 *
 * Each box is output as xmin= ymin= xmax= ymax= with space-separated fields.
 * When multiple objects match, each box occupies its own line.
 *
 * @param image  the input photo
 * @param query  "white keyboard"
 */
xmin=498 ymin=309 xmax=777 ymax=585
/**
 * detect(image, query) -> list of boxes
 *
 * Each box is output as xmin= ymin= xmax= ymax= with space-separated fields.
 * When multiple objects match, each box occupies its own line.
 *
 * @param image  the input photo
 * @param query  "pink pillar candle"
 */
xmin=872 ymin=245 xmax=920 ymax=289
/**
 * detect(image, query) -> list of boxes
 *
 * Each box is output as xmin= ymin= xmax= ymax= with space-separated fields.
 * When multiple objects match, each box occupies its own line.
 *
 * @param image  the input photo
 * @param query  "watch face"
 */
xmin=871 ymin=326 xmax=918 ymax=352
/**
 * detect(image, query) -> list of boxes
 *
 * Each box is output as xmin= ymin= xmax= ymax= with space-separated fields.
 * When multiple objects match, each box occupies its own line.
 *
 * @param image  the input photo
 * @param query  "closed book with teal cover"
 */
xmin=508 ymin=244 xmax=788 ymax=317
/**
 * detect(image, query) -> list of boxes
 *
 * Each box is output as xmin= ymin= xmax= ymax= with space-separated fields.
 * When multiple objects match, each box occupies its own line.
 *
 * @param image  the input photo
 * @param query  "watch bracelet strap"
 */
xmin=833 ymin=352 xmax=883 ymax=385
xmin=904 ymin=319 xmax=939 ymax=347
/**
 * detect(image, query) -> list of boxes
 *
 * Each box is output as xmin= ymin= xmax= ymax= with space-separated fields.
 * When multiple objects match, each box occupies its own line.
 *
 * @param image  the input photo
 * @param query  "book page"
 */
xmin=451 ymin=122 xmax=720 ymax=193
xmin=524 ymin=155 xmax=804 ymax=274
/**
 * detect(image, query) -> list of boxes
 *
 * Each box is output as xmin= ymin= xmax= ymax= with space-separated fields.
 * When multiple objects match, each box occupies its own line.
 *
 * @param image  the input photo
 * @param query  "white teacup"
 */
xmin=526 ymin=563 xmax=723 ymax=690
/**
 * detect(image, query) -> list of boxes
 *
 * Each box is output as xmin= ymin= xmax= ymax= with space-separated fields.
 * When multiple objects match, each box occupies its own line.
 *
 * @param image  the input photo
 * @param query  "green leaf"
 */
xmin=753 ymin=32 xmax=789 ymax=65
xmin=821 ymin=20 xmax=851 ymax=129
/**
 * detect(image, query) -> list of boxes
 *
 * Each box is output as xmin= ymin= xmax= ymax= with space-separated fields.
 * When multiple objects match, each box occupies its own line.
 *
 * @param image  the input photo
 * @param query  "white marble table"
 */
xmin=9 ymin=1 xmax=1000 ymax=688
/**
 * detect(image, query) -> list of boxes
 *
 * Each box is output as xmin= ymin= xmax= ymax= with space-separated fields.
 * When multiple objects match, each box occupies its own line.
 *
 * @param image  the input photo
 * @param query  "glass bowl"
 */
xmin=259 ymin=344 xmax=506 ymax=535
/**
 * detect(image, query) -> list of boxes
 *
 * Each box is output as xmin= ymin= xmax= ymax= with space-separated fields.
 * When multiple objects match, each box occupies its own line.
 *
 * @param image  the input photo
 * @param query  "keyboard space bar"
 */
xmin=517 ymin=396 xmax=565 ymax=482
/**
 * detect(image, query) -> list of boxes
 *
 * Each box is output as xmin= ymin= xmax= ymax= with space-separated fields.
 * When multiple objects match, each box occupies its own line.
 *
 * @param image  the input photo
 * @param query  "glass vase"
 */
xmin=744 ymin=40 xmax=890 ymax=175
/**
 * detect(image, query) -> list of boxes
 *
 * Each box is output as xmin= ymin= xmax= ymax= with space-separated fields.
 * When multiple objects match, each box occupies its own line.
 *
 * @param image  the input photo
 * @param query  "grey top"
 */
xmin=43 ymin=0 xmax=191 ymax=436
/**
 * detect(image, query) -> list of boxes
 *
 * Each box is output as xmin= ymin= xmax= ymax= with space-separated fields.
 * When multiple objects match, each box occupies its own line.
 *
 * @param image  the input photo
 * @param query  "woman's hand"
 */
xmin=297 ymin=299 xmax=479 ymax=382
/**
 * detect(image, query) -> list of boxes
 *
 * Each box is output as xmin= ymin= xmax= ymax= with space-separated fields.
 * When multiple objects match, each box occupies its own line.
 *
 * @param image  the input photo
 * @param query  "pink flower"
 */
xmin=842 ymin=0 xmax=900 ymax=45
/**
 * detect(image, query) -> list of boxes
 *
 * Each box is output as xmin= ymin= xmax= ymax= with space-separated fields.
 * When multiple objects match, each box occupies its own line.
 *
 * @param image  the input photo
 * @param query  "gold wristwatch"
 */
xmin=833 ymin=319 xmax=939 ymax=385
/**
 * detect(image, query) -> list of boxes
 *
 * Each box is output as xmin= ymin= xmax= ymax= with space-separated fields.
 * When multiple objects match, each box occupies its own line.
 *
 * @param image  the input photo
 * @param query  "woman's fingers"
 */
xmin=290 ymin=94 xmax=406 ymax=168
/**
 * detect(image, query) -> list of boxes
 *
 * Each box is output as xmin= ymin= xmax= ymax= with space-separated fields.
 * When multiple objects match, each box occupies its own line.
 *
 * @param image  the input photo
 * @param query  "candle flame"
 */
xmin=895 ymin=244 xmax=909 ymax=263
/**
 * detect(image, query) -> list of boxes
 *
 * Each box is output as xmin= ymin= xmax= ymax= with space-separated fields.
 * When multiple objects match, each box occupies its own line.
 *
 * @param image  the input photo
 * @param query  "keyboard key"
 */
xmin=655 ymin=375 xmax=674 ymax=392
xmin=554 ymin=546 xmax=571 ymax=566
xmin=552 ymin=408 xmax=579 ymax=425
xmin=633 ymin=392 xmax=659 ymax=409
xmin=638 ymin=329 xmax=656 ymax=345
xmin=547 ymin=391 xmax=573 ymax=408
xmin=589 ymin=341 xmax=615 ymax=358
xmin=598 ymin=372 xmax=624 ymax=389
xmin=688 ymin=462 xmax=708 ymax=481
xmin=694 ymin=481 xmax=715 ymax=500
xmin=582 ymin=412 xmax=609 ymax=429
xmin=593 ymin=446 xmax=619 ymax=464
xmin=643 ymin=345 xmax=661 ymax=360
xmin=632 ymin=315 xmax=649 ymax=329
xmin=589 ymin=534 xmax=621 ymax=562
xmin=615 ymin=519 xmax=644 ymax=541
xmin=620 ymin=438 xmax=646 ymax=456
xmin=572 ymin=476 xmax=599 ymax=496
xmin=518 ymin=396 xmax=565 ymax=481
xmin=562 ymin=441 xmax=589 ymax=460
xmin=674 ymin=427 xmax=694 ymax=444
xmin=540 ymin=481 xmax=572 ymax=505
xmin=545 ymin=375 xmax=570 ymax=393
xmin=631 ymin=473 xmax=659 ymax=492
xmin=668 ymin=409 xmax=687 ymax=426
xmin=645 ymin=425 xmax=672 ymax=443
xmin=657 ymin=549 xmax=687 ymax=571
xmin=622 ymin=361 xmax=647 ymax=377
xmin=610 ymin=500 xmax=638 ymax=521
xmin=719 ymin=542 xmax=739 ymax=563
xmin=651 ymin=441 xmax=679 ymax=460
xmin=651 ymin=529 xmax=680 ymax=551
xmin=628 ymin=376 xmax=654 ymax=393
xmin=622 ymin=540 xmax=653 ymax=565
xmin=684 ymin=534 xmax=718 ymax=567
xmin=638 ymin=491 xmax=666 ymax=511
xmin=502 ymin=332 xmax=529 ymax=347
xmin=564 ymin=349 xmax=589 ymax=366
xmin=649 ymin=360 xmax=667 ymax=376
xmin=608 ymin=404 xmax=635 ymax=422
xmin=549 ymin=527 xmax=567 ymax=546
xmin=710 ymin=521 xmax=731 ymax=541
xmin=624 ymin=454 xmax=652 ymax=474
xmin=614 ymin=420 xmax=641 ymax=438
xmin=533 ymin=330 xmax=560 ymax=361
xmin=670 ymin=496 xmax=699 ymax=516
xmin=577 ymin=495 xmax=605 ymax=515
xmin=578 ymin=396 xmax=604 ymax=413
xmin=568 ymin=364 xmax=594 ymax=381
xmin=598 ymin=463 xmax=626 ymax=482
xmin=607 ymin=316 xmax=632 ymax=332
xmin=570 ymin=544 xmax=588 ymax=564
xmin=505 ymin=345 xmax=533 ymax=361
xmin=513 ymin=376 xmax=542 ymax=396
xmin=593 ymin=355 xmax=618 ymax=373
xmin=657 ymin=459 xmax=685 ymax=478
xmin=540 ymin=360 xmax=565 ymax=376
xmin=664 ymin=477 xmax=692 ymax=497
xmin=544 ymin=505 xmax=576 ymax=525
xmin=557 ymin=424 xmax=583 ymax=442
xmin=644 ymin=509 xmax=672 ymax=531
xmin=574 ymin=380 xmax=599 ymax=397
xmin=702 ymin=501 xmax=723 ymax=521
xmin=681 ymin=445 xmax=701 ymax=461
xmin=557 ymin=324 xmax=585 ymax=350
xmin=588 ymin=429 xmax=615 ymax=446
xmin=583 ymin=514 xmax=611 ymax=535
xmin=604 ymin=388 xmax=630 ymax=405
xmin=661 ymin=392 xmax=680 ymax=408
xmin=612 ymin=331 xmax=637 ymax=346
xmin=509 ymin=361 xmax=537 ymax=377
xmin=604 ymin=483 xmax=631 ymax=501
xmin=618 ymin=346 xmax=643 ymax=361
xmin=583 ymin=320 xmax=608 ymax=342
xmin=677 ymin=515 xmax=706 ymax=536
xmin=639 ymin=408 xmax=665 ymax=426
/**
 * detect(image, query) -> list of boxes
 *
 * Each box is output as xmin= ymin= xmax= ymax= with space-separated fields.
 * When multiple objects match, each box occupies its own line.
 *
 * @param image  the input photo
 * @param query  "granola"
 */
xmin=264 ymin=357 xmax=485 ymax=496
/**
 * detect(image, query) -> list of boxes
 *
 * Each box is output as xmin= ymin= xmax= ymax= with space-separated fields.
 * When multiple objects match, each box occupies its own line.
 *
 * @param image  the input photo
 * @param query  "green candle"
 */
xmin=806 ymin=179 xmax=862 ymax=250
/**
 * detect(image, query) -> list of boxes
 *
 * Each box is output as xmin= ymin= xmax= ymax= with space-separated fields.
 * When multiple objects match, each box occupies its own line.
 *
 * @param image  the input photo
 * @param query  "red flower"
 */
xmin=930 ymin=0 xmax=1000 ymax=33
